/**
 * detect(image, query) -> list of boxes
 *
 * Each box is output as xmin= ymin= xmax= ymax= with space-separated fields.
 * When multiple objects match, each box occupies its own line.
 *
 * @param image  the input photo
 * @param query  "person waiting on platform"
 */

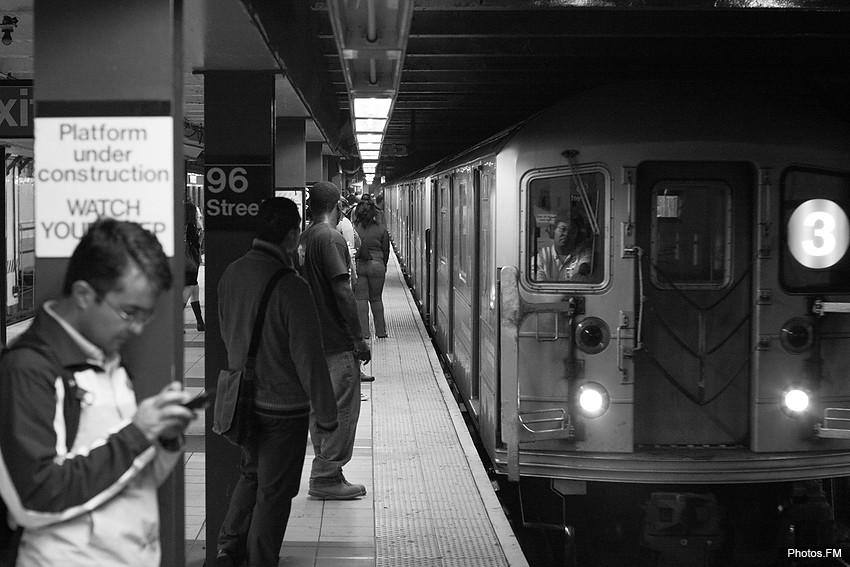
xmin=183 ymin=200 xmax=205 ymax=331
xmin=534 ymin=210 xmax=593 ymax=282
xmin=215 ymin=198 xmax=338 ymax=567
xmin=0 ymin=219 xmax=197 ymax=567
xmin=353 ymin=194 xmax=390 ymax=340
xmin=296 ymin=181 xmax=371 ymax=501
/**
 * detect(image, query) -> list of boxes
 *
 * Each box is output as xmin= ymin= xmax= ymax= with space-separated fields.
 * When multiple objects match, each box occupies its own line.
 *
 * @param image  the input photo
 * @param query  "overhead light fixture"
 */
xmin=358 ymin=142 xmax=381 ymax=151
xmin=355 ymin=118 xmax=387 ymax=133
xmin=327 ymin=0 xmax=413 ymax=178
xmin=1 ymin=16 xmax=18 ymax=46
xmin=356 ymin=133 xmax=382 ymax=145
xmin=353 ymin=97 xmax=392 ymax=119
xmin=362 ymin=162 xmax=378 ymax=173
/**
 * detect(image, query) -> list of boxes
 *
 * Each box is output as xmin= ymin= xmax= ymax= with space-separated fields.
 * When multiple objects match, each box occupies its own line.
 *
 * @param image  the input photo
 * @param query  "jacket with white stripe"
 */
xmin=0 ymin=305 xmax=180 ymax=566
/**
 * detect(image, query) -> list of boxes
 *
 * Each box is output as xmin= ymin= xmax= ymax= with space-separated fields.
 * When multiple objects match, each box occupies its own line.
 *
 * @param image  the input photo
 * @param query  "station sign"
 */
xmin=204 ymin=163 xmax=271 ymax=231
xmin=34 ymin=116 xmax=174 ymax=257
xmin=0 ymin=80 xmax=33 ymax=138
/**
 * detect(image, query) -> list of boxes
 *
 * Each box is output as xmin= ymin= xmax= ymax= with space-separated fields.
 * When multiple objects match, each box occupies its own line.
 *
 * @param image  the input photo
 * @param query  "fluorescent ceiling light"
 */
xmin=362 ymin=163 xmax=378 ymax=173
xmin=353 ymin=97 xmax=392 ymax=119
xmin=358 ymin=142 xmax=381 ymax=151
xmin=356 ymin=133 xmax=382 ymax=145
xmin=360 ymin=150 xmax=380 ymax=160
xmin=355 ymin=118 xmax=387 ymax=133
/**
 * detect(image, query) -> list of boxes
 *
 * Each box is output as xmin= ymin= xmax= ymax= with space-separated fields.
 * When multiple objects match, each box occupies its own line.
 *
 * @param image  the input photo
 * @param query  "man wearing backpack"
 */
xmin=0 ymin=219 xmax=197 ymax=567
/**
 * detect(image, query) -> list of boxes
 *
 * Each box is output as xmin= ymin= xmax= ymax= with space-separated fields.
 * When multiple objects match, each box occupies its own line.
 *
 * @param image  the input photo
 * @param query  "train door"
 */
xmin=414 ymin=181 xmax=426 ymax=308
xmin=451 ymin=168 xmax=480 ymax=412
xmin=434 ymin=174 xmax=454 ymax=354
xmin=426 ymin=178 xmax=437 ymax=330
xmin=477 ymin=163 xmax=499 ymax=439
xmin=407 ymin=185 xmax=415 ymax=277
xmin=634 ymin=162 xmax=755 ymax=446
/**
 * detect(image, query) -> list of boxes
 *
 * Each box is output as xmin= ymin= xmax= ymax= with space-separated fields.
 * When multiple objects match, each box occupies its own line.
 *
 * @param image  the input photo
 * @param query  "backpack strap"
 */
xmin=1 ymin=338 xmax=82 ymax=452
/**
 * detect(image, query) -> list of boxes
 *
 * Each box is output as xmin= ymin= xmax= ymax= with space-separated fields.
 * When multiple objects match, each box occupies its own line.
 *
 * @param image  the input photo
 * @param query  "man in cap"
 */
xmin=296 ymin=181 xmax=371 ymax=499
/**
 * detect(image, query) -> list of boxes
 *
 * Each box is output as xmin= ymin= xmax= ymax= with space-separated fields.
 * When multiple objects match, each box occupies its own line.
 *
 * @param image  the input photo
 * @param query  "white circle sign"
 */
xmin=787 ymin=199 xmax=850 ymax=269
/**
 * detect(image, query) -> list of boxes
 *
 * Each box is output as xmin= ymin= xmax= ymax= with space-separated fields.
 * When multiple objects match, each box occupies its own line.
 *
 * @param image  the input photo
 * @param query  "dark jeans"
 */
xmin=217 ymin=412 xmax=309 ymax=566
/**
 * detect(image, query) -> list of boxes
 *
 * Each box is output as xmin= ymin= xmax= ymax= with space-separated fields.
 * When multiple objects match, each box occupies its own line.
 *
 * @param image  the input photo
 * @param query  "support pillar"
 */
xmin=34 ymin=2 xmax=184 ymax=565
xmin=203 ymin=71 xmax=275 ymax=566
xmin=306 ymin=141 xmax=323 ymax=185
xmin=275 ymin=117 xmax=306 ymax=188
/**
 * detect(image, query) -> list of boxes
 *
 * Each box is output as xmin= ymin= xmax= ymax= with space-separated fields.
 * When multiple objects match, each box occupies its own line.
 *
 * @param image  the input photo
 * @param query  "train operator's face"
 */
xmin=553 ymin=221 xmax=579 ymax=254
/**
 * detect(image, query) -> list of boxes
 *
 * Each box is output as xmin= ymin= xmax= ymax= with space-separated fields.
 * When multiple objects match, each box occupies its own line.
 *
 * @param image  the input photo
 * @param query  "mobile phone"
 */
xmin=182 ymin=390 xmax=212 ymax=410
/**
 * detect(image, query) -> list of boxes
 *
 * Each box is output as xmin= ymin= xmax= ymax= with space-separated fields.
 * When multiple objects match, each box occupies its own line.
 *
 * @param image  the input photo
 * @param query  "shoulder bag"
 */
xmin=212 ymin=268 xmax=288 ymax=446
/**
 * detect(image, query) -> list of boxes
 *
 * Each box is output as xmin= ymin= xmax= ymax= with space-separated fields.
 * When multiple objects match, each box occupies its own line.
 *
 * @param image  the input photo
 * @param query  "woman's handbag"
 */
xmin=184 ymin=240 xmax=200 ymax=273
xmin=212 ymin=268 xmax=288 ymax=446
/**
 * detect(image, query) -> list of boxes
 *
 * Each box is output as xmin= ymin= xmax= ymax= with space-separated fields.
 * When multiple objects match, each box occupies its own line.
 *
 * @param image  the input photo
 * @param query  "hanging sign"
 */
xmin=34 ymin=116 xmax=174 ymax=257
xmin=203 ymin=162 xmax=271 ymax=231
xmin=0 ymin=81 xmax=34 ymax=138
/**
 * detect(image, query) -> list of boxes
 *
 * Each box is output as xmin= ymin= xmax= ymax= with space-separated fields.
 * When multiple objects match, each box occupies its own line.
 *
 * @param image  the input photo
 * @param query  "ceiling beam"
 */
xmin=242 ymin=0 xmax=355 ymax=156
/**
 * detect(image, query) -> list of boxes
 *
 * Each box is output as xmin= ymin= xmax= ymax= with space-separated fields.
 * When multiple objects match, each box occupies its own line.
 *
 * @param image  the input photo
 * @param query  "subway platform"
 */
xmin=9 ymin=249 xmax=528 ymax=566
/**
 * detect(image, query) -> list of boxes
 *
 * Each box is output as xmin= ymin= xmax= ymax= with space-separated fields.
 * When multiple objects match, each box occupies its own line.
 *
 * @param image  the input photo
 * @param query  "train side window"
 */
xmin=780 ymin=167 xmax=850 ymax=293
xmin=527 ymin=171 xmax=605 ymax=284
xmin=650 ymin=181 xmax=731 ymax=289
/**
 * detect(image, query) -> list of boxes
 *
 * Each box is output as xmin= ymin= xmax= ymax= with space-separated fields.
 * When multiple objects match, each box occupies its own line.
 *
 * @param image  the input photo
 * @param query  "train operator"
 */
xmin=535 ymin=211 xmax=593 ymax=282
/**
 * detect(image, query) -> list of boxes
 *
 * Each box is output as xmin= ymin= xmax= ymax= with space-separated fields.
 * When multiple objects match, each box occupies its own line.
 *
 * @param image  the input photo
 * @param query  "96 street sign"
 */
xmin=203 ymin=163 xmax=272 ymax=230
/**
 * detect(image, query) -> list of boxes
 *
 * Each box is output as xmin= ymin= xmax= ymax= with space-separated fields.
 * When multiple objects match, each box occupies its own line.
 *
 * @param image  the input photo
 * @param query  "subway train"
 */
xmin=381 ymin=81 xmax=850 ymax=564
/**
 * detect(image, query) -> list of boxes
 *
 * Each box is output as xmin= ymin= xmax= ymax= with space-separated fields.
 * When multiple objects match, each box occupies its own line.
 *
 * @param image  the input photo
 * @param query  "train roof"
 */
xmin=513 ymin=80 xmax=850 ymax=152
xmin=382 ymin=80 xmax=850 ymax=188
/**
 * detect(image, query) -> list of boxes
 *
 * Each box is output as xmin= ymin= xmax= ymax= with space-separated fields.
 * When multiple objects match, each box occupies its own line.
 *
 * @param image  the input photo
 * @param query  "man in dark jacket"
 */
xmin=0 ymin=219 xmax=196 ymax=567
xmin=215 ymin=197 xmax=338 ymax=567
xmin=297 ymin=181 xmax=371 ymax=500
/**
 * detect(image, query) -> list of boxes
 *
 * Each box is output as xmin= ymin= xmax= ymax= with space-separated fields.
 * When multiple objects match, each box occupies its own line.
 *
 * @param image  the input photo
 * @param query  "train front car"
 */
xmin=487 ymin=83 xmax=850 ymax=564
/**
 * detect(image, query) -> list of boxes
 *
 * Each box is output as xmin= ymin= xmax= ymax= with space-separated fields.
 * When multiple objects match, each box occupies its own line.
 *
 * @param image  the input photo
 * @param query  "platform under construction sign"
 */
xmin=34 ymin=116 xmax=174 ymax=257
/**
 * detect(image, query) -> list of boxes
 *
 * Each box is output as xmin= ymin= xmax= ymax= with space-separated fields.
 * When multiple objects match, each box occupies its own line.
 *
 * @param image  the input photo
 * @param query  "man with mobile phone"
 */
xmin=0 ymin=219 xmax=197 ymax=567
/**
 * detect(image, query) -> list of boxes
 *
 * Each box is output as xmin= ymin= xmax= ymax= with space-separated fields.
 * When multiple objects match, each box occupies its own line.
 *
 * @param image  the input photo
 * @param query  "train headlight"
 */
xmin=780 ymin=317 xmax=813 ymax=354
xmin=782 ymin=386 xmax=810 ymax=415
xmin=575 ymin=317 xmax=610 ymax=354
xmin=577 ymin=382 xmax=610 ymax=418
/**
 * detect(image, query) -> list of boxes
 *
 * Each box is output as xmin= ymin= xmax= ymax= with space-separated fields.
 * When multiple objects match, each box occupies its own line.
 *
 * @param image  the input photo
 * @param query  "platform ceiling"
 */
xmin=2 ymin=1 xmax=850 ymax=185
xmin=253 ymin=0 xmax=850 ymax=183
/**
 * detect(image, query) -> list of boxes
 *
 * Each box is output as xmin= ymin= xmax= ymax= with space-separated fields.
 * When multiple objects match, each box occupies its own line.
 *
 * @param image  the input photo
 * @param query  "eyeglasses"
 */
xmin=100 ymin=296 xmax=156 ymax=327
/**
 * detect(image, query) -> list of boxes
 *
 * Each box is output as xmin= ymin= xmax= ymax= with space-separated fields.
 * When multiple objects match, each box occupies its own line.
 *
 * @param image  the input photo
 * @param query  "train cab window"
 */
xmin=781 ymin=168 xmax=850 ymax=293
xmin=528 ymin=171 xmax=605 ymax=284
xmin=650 ymin=181 xmax=731 ymax=289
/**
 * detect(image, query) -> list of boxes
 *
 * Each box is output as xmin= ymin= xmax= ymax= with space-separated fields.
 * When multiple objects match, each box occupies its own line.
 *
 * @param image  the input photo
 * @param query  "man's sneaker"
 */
xmin=308 ymin=481 xmax=365 ymax=500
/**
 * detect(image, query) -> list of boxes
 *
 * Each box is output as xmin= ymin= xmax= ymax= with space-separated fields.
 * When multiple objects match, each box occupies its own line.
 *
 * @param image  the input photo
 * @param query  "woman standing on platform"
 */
xmin=183 ymin=200 xmax=205 ymax=331
xmin=353 ymin=194 xmax=389 ymax=339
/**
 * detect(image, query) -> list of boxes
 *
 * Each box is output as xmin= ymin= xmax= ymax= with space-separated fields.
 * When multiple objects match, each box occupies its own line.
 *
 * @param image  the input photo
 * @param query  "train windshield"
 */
xmin=527 ymin=171 xmax=605 ymax=284
xmin=781 ymin=167 xmax=850 ymax=293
